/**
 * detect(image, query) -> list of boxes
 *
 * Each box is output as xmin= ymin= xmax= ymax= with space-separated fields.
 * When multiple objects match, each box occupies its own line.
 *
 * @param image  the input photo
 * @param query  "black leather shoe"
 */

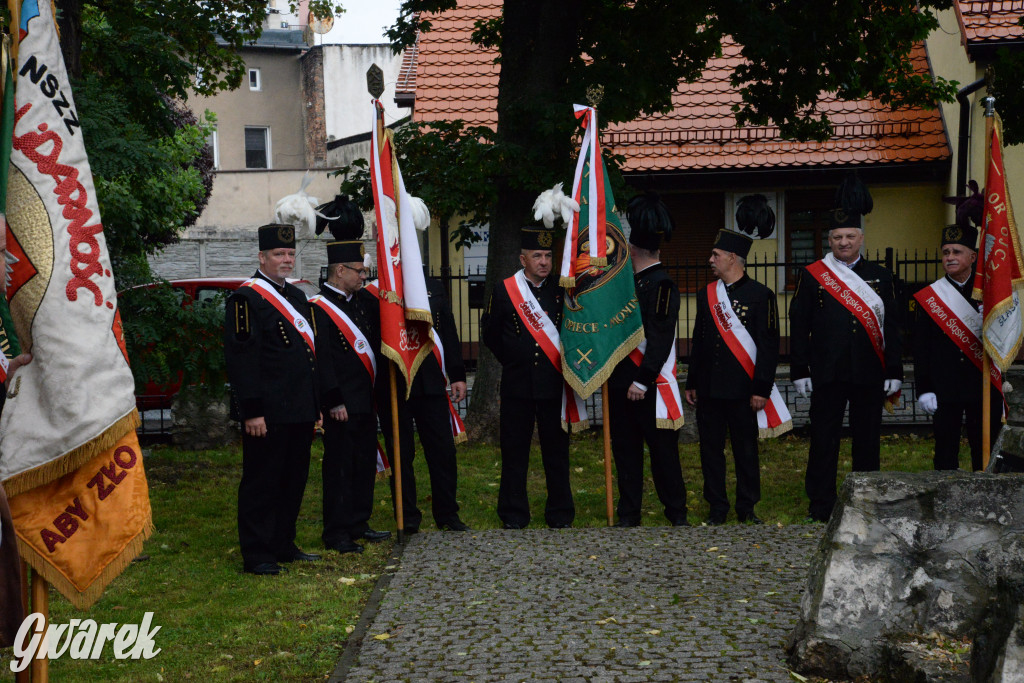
xmin=327 ymin=540 xmax=364 ymax=554
xmin=402 ymin=526 xmax=419 ymax=535
xmin=246 ymin=562 xmax=285 ymax=576
xmin=361 ymin=529 xmax=392 ymax=542
xmin=739 ymin=514 xmax=763 ymax=525
xmin=704 ymin=516 xmax=727 ymax=526
xmin=613 ymin=519 xmax=639 ymax=528
xmin=438 ymin=519 xmax=470 ymax=531
xmin=549 ymin=523 xmax=572 ymax=529
xmin=672 ymin=519 xmax=691 ymax=527
xmin=502 ymin=522 xmax=525 ymax=530
xmin=280 ymin=551 xmax=321 ymax=563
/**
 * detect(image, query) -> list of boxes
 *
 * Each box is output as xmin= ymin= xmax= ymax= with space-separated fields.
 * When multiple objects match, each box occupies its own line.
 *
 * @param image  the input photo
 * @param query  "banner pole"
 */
xmin=30 ymin=569 xmax=47 ymax=683
xmin=982 ymin=102 xmax=995 ymax=470
xmin=390 ymin=365 xmax=404 ymax=542
xmin=16 ymin=561 xmax=29 ymax=683
xmin=602 ymin=383 xmax=614 ymax=526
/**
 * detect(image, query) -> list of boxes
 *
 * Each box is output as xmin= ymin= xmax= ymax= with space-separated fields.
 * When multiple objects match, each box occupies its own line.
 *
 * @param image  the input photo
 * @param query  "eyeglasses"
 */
xmin=340 ymin=264 xmax=368 ymax=277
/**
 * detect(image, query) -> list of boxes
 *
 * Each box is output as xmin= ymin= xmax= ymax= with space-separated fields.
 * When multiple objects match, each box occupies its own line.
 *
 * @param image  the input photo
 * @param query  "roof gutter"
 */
xmin=956 ymin=77 xmax=986 ymax=196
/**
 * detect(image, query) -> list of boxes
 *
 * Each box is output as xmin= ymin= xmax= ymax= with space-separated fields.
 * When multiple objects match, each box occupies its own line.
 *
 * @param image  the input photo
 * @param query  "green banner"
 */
xmin=560 ymin=155 xmax=643 ymax=398
xmin=0 ymin=37 xmax=20 ymax=359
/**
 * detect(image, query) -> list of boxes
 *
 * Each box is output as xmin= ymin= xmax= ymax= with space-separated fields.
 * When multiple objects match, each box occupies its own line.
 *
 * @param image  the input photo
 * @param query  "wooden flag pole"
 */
xmin=390 ymin=366 xmax=405 ymax=541
xmin=602 ymin=383 xmax=614 ymax=526
xmin=30 ymin=568 xmax=48 ymax=683
xmin=982 ymin=98 xmax=995 ymax=470
xmin=17 ymin=561 xmax=29 ymax=683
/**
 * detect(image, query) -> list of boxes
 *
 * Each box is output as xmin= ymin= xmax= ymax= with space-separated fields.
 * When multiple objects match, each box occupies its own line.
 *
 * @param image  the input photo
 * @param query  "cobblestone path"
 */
xmin=339 ymin=525 xmax=823 ymax=682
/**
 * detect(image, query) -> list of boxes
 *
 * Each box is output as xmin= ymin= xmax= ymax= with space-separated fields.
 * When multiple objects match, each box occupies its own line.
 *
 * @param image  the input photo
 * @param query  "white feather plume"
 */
xmin=408 ymin=196 xmax=431 ymax=231
xmin=363 ymin=252 xmax=373 ymax=270
xmin=273 ymin=172 xmax=319 ymax=236
xmin=532 ymin=182 xmax=580 ymax=228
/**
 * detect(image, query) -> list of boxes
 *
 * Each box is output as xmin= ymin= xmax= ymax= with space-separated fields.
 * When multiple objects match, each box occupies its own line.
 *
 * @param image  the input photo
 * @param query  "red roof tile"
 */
xmin=412 ymin=2 xmax=950 ymax=172
xmin=957 ymin=1 xmax=1024 ymax=45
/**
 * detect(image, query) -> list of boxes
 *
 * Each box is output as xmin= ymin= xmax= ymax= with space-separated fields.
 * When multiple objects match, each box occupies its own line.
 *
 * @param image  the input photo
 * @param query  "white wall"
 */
xmin=322 ymin=44 xmax=410 ymax=142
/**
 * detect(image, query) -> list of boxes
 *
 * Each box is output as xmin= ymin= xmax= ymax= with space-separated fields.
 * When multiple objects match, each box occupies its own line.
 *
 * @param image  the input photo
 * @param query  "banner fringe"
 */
xmin=562 ymin=326 xmax=646 ymax=399
xmin=758 ymin=419 xmax=793 ymax=439
xmin=380 ymin=343 xmax=432 ymax=400
xmin=589 ymin=257 xmax=608 ymax=267
xmin=559 ymin=276 xmax=577 ymax=289
xmin=2 ymin=410 xmax=140 ymax=497
xmin=655 ymin=415 xmax=685 ymax=430
xmin=15 ymin=519 xmax=153 ymax=610
xmin=404 ymin=307 xmax=433 ymax=324
xmin=453 ymin=432 xmax=468 ymax=445
xmin=562 ymin=418 xmax=591 ymax=433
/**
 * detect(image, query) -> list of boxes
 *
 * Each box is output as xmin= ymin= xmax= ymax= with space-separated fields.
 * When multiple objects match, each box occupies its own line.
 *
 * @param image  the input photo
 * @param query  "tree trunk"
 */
xmin=55 ymin=0 xmax=83 ymax=81
xmin=463 ymin=0 xmax=583 ymax=442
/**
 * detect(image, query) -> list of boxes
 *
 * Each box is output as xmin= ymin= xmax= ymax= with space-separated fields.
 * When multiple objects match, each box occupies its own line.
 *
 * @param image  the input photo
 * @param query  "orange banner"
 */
xmin=8 ymin=431 xmax=152 ymax=609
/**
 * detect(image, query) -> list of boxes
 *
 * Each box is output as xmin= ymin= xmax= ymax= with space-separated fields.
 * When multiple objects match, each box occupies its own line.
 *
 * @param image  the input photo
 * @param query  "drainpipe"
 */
xmin=956 ymin=78 xmax=986 ymax=196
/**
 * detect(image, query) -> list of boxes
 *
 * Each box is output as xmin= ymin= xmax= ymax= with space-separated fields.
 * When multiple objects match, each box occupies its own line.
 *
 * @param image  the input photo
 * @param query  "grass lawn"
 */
xmin=34 ymin=428 xmax=937 ymax=681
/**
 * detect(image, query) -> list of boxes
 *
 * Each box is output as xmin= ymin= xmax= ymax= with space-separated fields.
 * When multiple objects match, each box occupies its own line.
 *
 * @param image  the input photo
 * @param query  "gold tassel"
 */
xmin=589 ymin=257 xmax=608 ymax=267
xmin=453 ymin=432 xmax=468 ymax=445
xmin=559 ymin=276 xmax=577 ymax=288
xmin=758 ymin=419 xmax=793 ymax=439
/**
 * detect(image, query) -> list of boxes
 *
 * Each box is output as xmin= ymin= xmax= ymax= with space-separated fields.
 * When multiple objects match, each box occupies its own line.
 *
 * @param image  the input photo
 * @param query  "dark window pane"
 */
xmin=244 ymin=128 xmax=267 ymax=169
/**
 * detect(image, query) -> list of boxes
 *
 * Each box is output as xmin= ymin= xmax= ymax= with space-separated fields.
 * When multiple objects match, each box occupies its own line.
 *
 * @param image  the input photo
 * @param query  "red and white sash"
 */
xmin=706 ymin=281 xmax=792 ymax=438
xmin=626 ymin=339 xmax=684 ymax=430
xmin=806 ymin=254 xmax=900 ymax=409
xmin=309 ymin=293 xmax=376 ymax=382
xmin=431 ymin=334 xmax=468 ymax=444
xmin=504 ymin=270 xmax=589 ymax=432
xmin=913 ymin=277 xmax=1005 ymax=410
xmin=242 ymin=277 xmax=315 ymax=354
xmin=369 ymin=279 xmax=467 ymax=443
xmin=375 ymin=441 xmax=391 ymax=478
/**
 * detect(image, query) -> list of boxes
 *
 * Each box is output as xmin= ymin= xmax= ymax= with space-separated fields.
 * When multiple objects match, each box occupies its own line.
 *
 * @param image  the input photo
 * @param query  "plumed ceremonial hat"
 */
xmin=521 ymin=226 xmax=556 ymax=251
xmin=626 ymin=192 xmax=674 ymax=251
xmin=258 ymin=223 xmax=295 ymax=250
xmin=712 ymin=229 xmax=753 ymax=259
xmin=327 ymin=240 xmax=365 ymax=265
xmin=830 ymin=171 xmax=873 ymax=230
xmin=941 ymin=224 xmax=979 ymax=252
xmin=735 ymin=194 xmax=775 ymax=239
xmin=315 ymin=194 xmax=365 ymax=240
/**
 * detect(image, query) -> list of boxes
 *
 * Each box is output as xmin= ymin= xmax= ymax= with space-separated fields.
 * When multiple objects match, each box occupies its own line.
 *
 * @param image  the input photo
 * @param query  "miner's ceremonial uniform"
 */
xmin=225 ymin=224 xmax=319 ymax=574
xmin=790 ymin=249 xmax=903 ymax=522
xmin=608 ymin=194 xmax=688 ymax=527
xmin=311 ymin=241 xmax=381 ymax=552
xmin=378 ymin=276 xmax=468 ymax=532
xmin=482 ymin=227 xmax=574 ymax=529
xmin=687 ymin=230 xmax=781 ymax=524
xmin=913 ymin=224 xmax=1002 ymax=472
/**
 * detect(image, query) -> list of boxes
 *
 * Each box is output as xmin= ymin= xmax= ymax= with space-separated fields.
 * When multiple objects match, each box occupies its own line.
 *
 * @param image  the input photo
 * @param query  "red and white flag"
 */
xmin=973 ymin=114 xmax=1024 ymax=372
xmin=369 ymin=99 xmax=434 ymax=392
xmin=559 ymin=104 xmax=609 ymax=287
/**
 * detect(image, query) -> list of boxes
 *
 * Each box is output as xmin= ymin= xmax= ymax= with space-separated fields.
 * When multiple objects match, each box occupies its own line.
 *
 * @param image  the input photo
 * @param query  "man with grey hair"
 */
xmin=789 ymin=200 xmax=903 ymax=523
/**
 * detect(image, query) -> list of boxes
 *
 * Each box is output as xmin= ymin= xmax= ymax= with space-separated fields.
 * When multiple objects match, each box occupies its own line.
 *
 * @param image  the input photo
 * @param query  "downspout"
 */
xmin=956 ymin=78 xmax=986 ymax=196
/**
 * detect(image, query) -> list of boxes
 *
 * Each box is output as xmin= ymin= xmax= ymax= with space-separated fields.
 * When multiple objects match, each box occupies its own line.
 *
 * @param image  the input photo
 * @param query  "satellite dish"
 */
xmin=308 ymin=13 xmax=334 ymax=35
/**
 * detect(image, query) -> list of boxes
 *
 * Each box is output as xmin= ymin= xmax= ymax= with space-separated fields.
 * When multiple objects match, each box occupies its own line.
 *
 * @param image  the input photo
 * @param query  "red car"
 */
xmin=133 ymin=277 xmax=317 ymax=411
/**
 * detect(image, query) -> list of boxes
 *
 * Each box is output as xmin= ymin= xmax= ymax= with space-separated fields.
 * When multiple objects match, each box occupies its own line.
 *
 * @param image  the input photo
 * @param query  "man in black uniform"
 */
xmin=225 ymin=224 xmax=320 ymax=575
xmin=913 ymin=224 xmax=999 ymax=471
xmin=378 ymin=274 xmax=470 ymax=533
xmin=311 ymin=240 xmax=382 ymax=553
xmin=790 ymin=210 xmax=903 ymax=523
xmin=607 ymin=193 xmax=689 ymax=527
xmin=482 ymin=226 xmax=574 ymax=529
xmin=685 ymin=230 xmax=779 ymax=525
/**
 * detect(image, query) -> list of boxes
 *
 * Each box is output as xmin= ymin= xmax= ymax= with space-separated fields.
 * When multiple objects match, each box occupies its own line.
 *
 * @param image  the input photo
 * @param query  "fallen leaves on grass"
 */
xmin=374 ymin=633 xmax=391 ymax=641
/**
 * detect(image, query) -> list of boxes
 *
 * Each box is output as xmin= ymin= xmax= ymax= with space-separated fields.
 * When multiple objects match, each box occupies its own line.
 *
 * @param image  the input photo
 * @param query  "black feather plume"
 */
xmin=834 ymin=171 xmax=874 ymax=216
xmin=735 ymin=194 xmax=775 ymax=239
xmin=627 ymin=192 xmax=674 ymax=243
xmin=943 ymin=179 xmax=984 ymax=229
xmin=315 ymin=194 xmax=364 ymax=239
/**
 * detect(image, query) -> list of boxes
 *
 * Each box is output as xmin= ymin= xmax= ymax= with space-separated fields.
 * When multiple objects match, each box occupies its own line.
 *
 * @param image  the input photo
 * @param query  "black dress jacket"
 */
xmin=686 ymin=275 xmax=779 ymax=400
xmin=224 ymin=270 xmax=319 ymax=423
xmin=609 ymin=263 xmax=680 ymax=390
xmin=913 ymin=274 xmax=982 ymax=401
xmin=481 ymin=273 xmax=565 ymax=400
xmin=312 ymin=284 xmax=381 ymax=416
xmin=789 ymin=258 xmax=903 ymax=385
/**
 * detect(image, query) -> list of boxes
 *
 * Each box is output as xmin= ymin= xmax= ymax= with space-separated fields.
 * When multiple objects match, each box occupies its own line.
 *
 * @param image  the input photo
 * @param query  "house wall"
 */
xmin=322 ymin=45 xmax=410 ymax=142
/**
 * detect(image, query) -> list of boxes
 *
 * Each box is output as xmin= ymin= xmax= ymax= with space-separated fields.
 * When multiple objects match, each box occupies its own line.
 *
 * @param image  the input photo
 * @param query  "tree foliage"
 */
xmin=988 ymin=18 xmax=1024 ymax=147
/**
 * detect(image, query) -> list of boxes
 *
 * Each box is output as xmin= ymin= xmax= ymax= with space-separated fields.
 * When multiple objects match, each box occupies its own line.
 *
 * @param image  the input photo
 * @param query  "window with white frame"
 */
xmin=248 ymin=68 xmax=261 ymax=91
xmin=244 ymin=127 xmax=270 ymax=169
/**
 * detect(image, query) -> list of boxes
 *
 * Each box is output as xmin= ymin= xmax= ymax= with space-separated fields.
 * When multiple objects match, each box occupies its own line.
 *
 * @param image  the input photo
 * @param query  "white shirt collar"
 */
xmin=325 ymin=282 xmax=352 ymax=301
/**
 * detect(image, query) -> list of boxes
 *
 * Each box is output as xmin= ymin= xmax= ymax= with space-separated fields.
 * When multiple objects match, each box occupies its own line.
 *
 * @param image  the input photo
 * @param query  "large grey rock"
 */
xmin=170 ymin=391 xmax=238 ymax=450
xmin=786 ymin=470 xmax=1024 ymax=680
xmin=971 ymin=581 xmax=1024 ymax=683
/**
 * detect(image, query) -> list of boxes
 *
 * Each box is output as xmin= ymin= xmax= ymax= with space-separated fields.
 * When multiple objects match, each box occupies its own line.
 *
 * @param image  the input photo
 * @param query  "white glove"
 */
xmin=794 ymin=377 xmax=812 ymax=398
xmin=917 ymin=392 xmax=937 ymax=415
xmin=884 ymin=379 xmax=902 ymax=397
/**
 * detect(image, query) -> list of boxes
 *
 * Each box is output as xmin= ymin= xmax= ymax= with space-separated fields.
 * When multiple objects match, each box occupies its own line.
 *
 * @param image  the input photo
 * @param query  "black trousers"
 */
xmin=322 ymin=412 xmax=379 ymax=545
xmin=609 ymin=388 xmax=688 ymax=526
xmin=380 ymin=393 xmax=460 ymax=529
xmin=805 ymin=381 xmax=883 ymax=521
xmin=933 ymin=391 xmax=1002 ymax=472
xmin=497 ymin=396 xmax=573 ymax=528
xmin=696 ymin=396 xmax=760 ymax=519
xmin=238 ymin=422 xmax=314 ymax=568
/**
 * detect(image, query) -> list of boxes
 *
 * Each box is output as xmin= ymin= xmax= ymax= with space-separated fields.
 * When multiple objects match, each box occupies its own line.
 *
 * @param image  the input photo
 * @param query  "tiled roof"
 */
xmin=395 ymin=36 xmax=419 ymax=96
xmin=412 ymin=3 xmax=950 ymax=173
xmin=957 ymin=1 xmax=1024 ymax=45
